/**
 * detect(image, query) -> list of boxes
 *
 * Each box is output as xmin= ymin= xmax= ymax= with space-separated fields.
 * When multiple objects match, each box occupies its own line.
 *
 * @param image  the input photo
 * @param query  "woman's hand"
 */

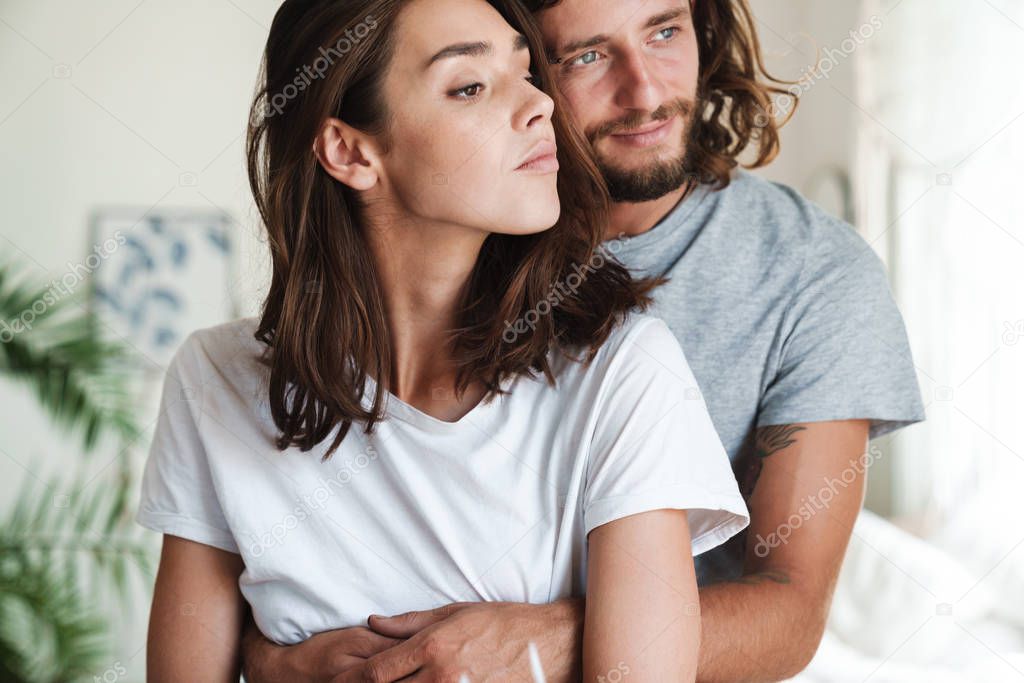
xmin=146 ymin=534 xmax=247 ymax=683
xmin=584 ymin=509 xmax=700 ymax=682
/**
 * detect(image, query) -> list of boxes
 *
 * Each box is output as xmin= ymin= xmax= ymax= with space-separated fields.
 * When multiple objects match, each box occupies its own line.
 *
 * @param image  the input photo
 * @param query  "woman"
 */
xmin=135 ymin=0 xmax=749 ymax=680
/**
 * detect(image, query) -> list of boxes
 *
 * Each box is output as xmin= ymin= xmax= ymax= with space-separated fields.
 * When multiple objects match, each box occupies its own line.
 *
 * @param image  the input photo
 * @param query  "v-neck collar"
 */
xmin=360 ymin=372 xmax=516 ymax=434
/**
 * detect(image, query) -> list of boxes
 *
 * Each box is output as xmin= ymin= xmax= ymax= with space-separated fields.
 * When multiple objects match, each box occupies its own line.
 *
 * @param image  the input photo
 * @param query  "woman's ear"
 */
xmin=313 ymin=117 xmax=381 ymax=191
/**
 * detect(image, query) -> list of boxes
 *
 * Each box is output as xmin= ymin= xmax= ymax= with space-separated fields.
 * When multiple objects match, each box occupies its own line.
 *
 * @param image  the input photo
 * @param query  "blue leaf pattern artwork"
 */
xmin=92 ymin=211 xmax=232 ymax=364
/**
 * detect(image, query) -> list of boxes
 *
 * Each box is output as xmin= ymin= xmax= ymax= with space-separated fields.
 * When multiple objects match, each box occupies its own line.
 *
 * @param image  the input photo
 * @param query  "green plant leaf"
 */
xmin=0 ymin=259 xmax=144 ymax=455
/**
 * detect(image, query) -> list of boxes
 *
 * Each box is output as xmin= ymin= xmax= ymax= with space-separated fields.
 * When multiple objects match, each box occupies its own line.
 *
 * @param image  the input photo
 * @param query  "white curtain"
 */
xmin=853 ymin=0 xmax=1024 ymax=619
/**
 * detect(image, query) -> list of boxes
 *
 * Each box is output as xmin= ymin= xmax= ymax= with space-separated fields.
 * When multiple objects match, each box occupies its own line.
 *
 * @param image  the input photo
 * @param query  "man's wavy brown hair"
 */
xmin=524 ymin=0 xmax=797 ymax=189
xmin=246 ymin=0 xmax=664 ymax=461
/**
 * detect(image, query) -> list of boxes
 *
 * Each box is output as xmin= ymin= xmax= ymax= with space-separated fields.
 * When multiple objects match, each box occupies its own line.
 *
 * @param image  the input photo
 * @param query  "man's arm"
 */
xmin=240 ymin=611 xmax=400 ymax=683
xmin=241 ymin=598 xmax=582 ymax=683
xmin=695 ymin=419 xmax=870 ymax=682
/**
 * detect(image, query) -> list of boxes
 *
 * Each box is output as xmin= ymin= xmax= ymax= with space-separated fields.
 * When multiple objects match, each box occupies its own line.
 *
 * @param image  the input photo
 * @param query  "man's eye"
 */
xmin=653 ymin=27 xmax=680 ymax=41
xmin=568 ymin=50 xmax=601 ymax=67
xmin=450 ymin=83 xmax=484 ymax=99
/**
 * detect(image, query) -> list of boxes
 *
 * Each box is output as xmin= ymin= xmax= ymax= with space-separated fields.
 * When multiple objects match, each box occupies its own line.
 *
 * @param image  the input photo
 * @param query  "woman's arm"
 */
xmin=147 ymin=534 xmax=247 ymax=683
xmin=584 ymin=509 xmax=700 ymax=682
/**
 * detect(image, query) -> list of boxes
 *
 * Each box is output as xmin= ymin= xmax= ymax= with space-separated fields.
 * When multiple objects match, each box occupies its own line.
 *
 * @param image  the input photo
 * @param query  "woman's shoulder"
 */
xmin=186 ymin=315 xmax=262 ymax=347
xmin=169 ymin=316 xmax=267 ymax=384
xmin=561 ymin=311 xmax=689 ymax=387
xmin=598 ymin=311 xmax=684 ymax=366
xmin=611 ymin=310 xmax=676 ymax=343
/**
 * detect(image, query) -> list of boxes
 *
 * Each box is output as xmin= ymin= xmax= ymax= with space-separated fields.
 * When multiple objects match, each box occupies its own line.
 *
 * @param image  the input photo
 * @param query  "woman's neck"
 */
xmin=362 ymin=210 xmax=489 ymax=418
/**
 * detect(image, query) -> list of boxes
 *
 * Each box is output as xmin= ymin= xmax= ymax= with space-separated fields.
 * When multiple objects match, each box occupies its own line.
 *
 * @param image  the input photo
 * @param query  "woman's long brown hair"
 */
xmin=246 ymin=0 xmax=663 ymax=461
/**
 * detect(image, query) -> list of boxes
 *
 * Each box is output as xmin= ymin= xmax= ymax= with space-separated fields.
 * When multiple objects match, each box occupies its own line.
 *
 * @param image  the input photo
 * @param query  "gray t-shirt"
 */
xmin=611 ymin=170 xmax=926 ymax=584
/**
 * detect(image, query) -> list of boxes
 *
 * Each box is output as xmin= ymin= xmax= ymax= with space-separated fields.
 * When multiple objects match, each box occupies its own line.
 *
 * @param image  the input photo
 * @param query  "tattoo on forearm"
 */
xmin=755 ymin=424 xmax=807 ymax=458
xmin=739 ymin=424 xmax=807 ymax=499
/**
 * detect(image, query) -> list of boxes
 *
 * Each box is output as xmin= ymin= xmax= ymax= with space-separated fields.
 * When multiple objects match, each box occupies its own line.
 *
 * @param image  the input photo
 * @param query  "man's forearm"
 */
xmin=696 ymin=571 xmax=826 ymax=683
xmin=242 ymin=599 xmax=581 ymax=683
xmin=240 ymin=579 xmax=820 ymax=683
xmin=541 ymin=597 xmax=586 ymax=683
xmin=240 ymin=612 xmax=286 ymax=683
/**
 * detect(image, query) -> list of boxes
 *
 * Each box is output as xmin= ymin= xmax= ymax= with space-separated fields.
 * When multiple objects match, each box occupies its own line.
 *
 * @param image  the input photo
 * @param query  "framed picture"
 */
xmin=88 ymin=207 xmax=237 ymax=371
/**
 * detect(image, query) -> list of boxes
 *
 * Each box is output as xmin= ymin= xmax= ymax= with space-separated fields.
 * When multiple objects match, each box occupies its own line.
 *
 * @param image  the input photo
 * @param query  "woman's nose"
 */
xmin=517 ymin=87 xmax=555 ymax=130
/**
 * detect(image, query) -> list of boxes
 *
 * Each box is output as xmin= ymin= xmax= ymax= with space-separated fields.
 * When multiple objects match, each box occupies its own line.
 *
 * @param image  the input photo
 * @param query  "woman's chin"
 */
xmin=508 ymin=206 xmax=562 ymax=236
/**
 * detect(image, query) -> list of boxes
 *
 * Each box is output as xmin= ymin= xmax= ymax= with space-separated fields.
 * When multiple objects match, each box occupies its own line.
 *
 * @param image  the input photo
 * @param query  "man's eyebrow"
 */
xmin=426 ymin=34 xmax=529 ymax=68
xmin=645 ymin=7 xmax=689 ymax=29
xmin=552 ymin=6 xmax=690 ymax=61
xmin=557 ymin=34 xmax=610 ymax=58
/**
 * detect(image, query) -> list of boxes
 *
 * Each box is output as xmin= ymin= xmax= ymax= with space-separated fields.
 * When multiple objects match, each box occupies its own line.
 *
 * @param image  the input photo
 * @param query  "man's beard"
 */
xmin=587 ymin=97 xmax=700 ymax=204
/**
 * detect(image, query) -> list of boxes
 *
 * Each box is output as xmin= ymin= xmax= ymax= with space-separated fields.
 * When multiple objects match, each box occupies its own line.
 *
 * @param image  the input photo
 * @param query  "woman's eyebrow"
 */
xmin=425 ymin=34 xmax=529 ymax=69
xmin=427 ymin=41 xmax=491 ymax=67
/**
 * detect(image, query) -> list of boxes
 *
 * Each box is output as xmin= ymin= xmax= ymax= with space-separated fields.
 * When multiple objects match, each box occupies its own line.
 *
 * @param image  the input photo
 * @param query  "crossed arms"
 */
xmin=147 ymin=419 xmax=869 ymax=683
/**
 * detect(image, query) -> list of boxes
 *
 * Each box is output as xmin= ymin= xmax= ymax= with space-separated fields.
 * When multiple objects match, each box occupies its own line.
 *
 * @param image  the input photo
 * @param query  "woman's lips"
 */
xmin=609 ymin=118 xmax=676 ymax=148
xmin=515 ymin=140 xmax=559 ymax=174
xmin=515 ymin=153 xmax=559 ymax=174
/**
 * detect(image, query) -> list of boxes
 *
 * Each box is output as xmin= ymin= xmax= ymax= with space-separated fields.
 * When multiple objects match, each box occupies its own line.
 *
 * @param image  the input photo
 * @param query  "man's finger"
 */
xmin=331 ymin=636 xmax=424 ymax=683
xmin=343 ymin=627 xmax=403 ymax=658
xmin=392 ymin=670 xmax=470 ymax=683
xmin=368 ymin=603 xmax=464 ymax=638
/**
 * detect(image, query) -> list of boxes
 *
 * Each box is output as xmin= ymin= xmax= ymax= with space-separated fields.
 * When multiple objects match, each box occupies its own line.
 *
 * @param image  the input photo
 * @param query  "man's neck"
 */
xmin=604 ymin=180 xmax=694 ymax=242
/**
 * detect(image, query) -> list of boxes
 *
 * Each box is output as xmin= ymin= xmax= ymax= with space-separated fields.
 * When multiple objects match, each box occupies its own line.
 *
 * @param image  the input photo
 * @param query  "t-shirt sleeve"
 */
xmin=134 ymin=332 xmax=239 ymax=554
xmin=757 ymin=220 xmax=927 ymax=440
xmin=584 ymin=317 xmax=750 ymax=556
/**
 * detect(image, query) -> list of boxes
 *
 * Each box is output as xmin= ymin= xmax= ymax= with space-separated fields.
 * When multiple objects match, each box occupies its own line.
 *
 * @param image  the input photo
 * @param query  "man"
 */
xmin=241 ymin=0 xmax=925 ymax=680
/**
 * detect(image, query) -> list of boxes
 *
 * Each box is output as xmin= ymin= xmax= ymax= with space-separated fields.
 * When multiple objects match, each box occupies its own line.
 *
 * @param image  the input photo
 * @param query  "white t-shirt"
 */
xmin=135 ymin=312 xmax=749 ymax=645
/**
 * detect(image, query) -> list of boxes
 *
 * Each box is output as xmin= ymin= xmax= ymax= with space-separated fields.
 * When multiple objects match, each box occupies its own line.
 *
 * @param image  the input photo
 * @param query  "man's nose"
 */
xmin=612 ymin=48 xmax=663 ymax=112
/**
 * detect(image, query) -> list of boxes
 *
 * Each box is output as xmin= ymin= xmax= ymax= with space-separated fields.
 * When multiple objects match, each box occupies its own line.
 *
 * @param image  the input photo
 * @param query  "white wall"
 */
xmin=0 ymin=1 xmax=278 ymax=478
xmin=0 ymin=2 xmax=282 ymax=679
xmin=748 ymin=0 xmax=864 ymax=217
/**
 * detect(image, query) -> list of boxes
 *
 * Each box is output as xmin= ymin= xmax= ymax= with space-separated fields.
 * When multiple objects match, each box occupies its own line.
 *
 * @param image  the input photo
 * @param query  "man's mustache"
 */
xmin=587 ymin=98 xmax=695 ymax=143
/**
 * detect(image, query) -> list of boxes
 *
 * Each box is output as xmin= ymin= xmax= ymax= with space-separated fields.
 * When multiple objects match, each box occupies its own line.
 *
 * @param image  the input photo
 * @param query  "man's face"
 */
xmin=535 ymin=0 xmax=700 ymax=203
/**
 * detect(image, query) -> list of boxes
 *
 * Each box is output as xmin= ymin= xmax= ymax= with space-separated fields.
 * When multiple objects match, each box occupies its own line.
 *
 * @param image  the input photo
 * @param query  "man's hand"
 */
xmin=331 ymin=599 xmax=583 ymax=683
xmin=240 ymin=611 xmax=400 ymax=683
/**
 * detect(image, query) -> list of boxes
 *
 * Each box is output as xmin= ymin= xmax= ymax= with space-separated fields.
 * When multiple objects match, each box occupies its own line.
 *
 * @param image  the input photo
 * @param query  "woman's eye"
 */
xmin=568 ymin=50 xmax=601 ymax=67
xmin=525 ymin=72 xmax=540 ymax=86
xmin=450 ymin=83 xmax=485 ymax=99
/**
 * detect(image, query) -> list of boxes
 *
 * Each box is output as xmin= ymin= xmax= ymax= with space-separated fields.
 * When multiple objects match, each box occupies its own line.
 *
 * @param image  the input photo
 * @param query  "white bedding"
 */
xmin=789 ymin=510 xmax=1024 ymax=682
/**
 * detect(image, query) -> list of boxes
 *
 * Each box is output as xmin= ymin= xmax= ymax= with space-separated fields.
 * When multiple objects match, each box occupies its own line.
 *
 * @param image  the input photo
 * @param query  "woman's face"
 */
xmin=375 ymin=0 xmax=560 ymax=236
